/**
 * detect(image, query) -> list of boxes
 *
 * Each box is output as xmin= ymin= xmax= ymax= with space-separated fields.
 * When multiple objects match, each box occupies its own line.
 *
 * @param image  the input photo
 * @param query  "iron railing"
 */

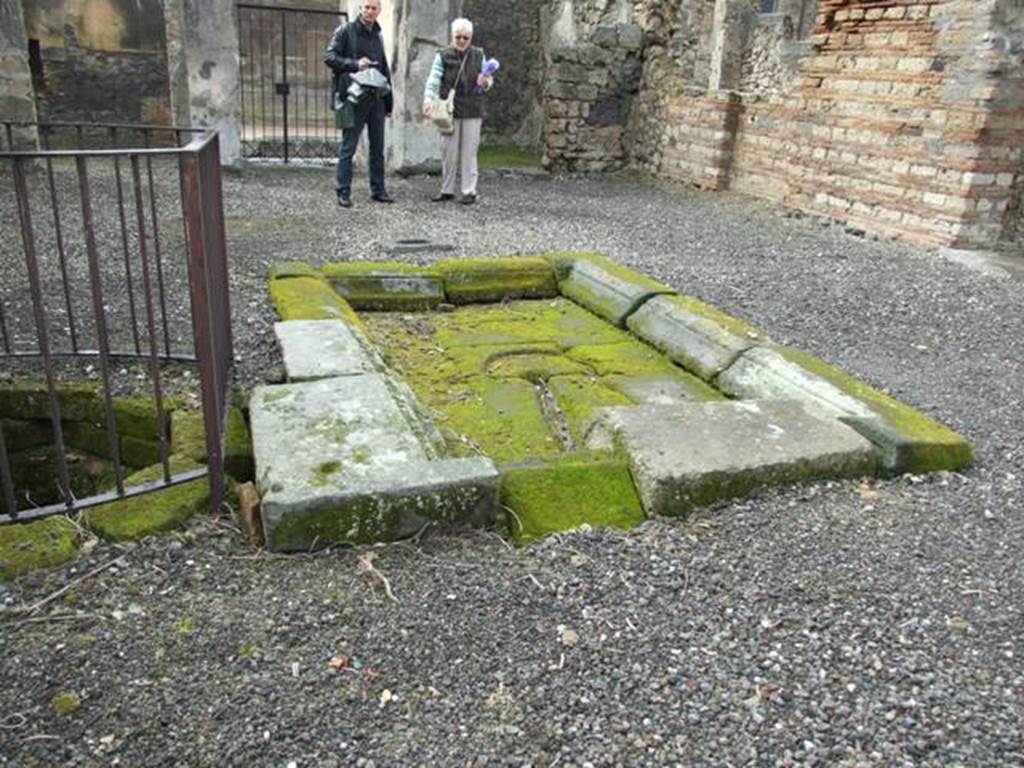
xmin=0 ymin=121 xmax=233 ymax=524
xmin=237 ymin=3 xmax=347 ymax=162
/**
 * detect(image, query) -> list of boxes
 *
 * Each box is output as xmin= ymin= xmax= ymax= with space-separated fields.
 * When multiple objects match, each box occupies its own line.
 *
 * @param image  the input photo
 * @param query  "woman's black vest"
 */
xmin=440 ymin=46 xmax=485 ymax=120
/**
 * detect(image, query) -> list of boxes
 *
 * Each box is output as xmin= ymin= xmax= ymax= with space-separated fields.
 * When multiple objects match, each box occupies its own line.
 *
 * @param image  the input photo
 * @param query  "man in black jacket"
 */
xmin=324 ymin=0 xmax=395 ymax=207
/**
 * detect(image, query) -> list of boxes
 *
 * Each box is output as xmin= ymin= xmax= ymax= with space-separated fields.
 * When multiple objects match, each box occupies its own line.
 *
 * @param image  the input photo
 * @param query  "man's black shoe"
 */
xmin=337 ymin=194 xmax=352 ymax=208
xmin=460 ymin=194 xmax=477 ymax=205
xmin=371 ymin=192 xmax=396 ymax=203
xmin=431 ymin=193 xmax=454 ymax=202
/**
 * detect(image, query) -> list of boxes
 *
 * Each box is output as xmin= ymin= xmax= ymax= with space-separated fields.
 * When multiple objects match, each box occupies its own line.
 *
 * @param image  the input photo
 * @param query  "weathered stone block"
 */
xmin=500 ymin=452 xmax=645 ymax=545
xmin=251 ymin=375 xmax=499 ymax=551
xmin=626 ymin=295 xmax=763 ymax=380
xmin=323 ymin=262 xmax=444 ymax=311
xmin=275 ymin=320 xmax=379 ymax=381
xmin=716 ymin=345 xmax=973 ymax=475
xmin=548 ymin=252 xmax=675 ymax=326
xmin=269 ymin=275 xmax=364 ymax=327
xmin=586 ymin=399 xmax=877 ymax=517
xmin=436 ymin=257 xmax=558 ymax=304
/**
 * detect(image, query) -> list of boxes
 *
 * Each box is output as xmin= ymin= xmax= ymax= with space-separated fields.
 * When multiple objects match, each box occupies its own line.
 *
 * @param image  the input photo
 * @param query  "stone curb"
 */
xmin=715 ymin=345 xmax=973 ymax=475
xmin=546 ymin=252 xmax=676 ymax=327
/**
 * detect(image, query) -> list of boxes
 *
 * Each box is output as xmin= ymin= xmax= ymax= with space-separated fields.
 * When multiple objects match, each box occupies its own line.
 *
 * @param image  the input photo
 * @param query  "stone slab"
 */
xmin=436 ymin=257 xmax=559 ymax=304
xmin=323 ymin=263 xmax=444 ymax=310
xmin=604 ymin=373 xmax=725 ymax=406
xmin=716 ymin=345 xmax=972 ymax=475
xmin=250 ymin=375 xmax=499 ymax=550
xmin=586 ymin=399 xmax=877 ymax=517
xmin=627 ymin=295 xmax=760 ymax=381
xmin=275 ymin=320 xmax=378 ymax=381
xmin=550 ymin=253 xmax=674 ymax=326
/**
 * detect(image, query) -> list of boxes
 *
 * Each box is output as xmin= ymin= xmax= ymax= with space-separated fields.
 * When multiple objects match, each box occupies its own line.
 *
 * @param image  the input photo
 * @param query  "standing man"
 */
xmin=325 ymin=0 xmax=395 ymax=208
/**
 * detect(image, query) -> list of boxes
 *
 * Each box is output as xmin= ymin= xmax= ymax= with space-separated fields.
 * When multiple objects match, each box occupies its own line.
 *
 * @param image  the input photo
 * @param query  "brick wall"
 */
xmin=624 ymin=0 xmax=1024 ymax=248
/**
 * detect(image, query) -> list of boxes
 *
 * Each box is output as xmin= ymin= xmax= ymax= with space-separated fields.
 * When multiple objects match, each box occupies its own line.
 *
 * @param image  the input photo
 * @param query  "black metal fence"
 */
xmin=237 ymin=3 xmax=347 ymax=162
xmin=0 ymin=121 xmax=233 ymax=524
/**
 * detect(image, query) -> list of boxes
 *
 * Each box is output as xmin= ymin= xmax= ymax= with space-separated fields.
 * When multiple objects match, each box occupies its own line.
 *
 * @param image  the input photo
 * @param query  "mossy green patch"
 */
xmin=432 ymin=299 xmax=626 ymax=349
xmin=1 ymin=419 xmax=51 ymax=452
xmin=268 ymin=261 xmax=321 ymax=280
xmin=655 ymin=294 xmax=767 ymax=342
xmin=436 ymin=257 xmax=558 ymax=304
xmin=478 ymin=143 xmax=543 ymax=169
xmin=501 ymin=452 xmax=645 ymax=545
xmin=61 ymin=420 xmax=113 ymax=459
xmin=266 ymin=496 xmax=403 ymax=550
xmin=566 ymin=341 xmax=683 ymax=377
xmin=440 ymin=378 xmax=559 ymax=462
xmin=3 ymin=446 xmax=114 ymax=513
xmin=311 ymin=460 xmax=342 ymax=487
xmin=121 ymin=435 xmax=163 ymax=469
xmin=224 ymin=408 xmax=255 ymax=482
xmin=51 ymin=691 xmax=81 ymax=715
xmin=486 ymin=353 xmax=590 ymax=383
xmin=0 ymin=516 xmax=79 ymax=580
xmin=83 ymin=456 xmax=209 ymax=541
xmin=323 ymin=262 xmax=444 ymax=311
xmin=0 ymin=384 xmax=101 ymax=422
xmin=171 ymin=410 xmax=207 ymax=462
xmin=547 ymin=375 xmax=634 ymax=444
xmin=604 ymin=372 xmax=724 ymax=403
xmin=269 ymin=275 xmax=364 ymax=327
xmin=772 ymin=345 xmax=973 ymax=474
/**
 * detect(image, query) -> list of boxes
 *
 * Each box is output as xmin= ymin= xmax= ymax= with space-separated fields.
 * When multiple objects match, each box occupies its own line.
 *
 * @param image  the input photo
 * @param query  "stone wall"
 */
xmin=460 ymin=0 xmax=547 ymax=145
xmin=1 ymin=0 xmax=38 ymax=148
xmin=620 ymin=0 xmax=1024 ymax=249
xmin=543 ymin=21 xmax=645 ymax=171
xmin=21 ymin=0 xmax=172 ymax=125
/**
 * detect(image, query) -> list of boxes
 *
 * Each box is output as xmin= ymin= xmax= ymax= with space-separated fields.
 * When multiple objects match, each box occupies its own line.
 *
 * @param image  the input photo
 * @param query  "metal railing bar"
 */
xmin=112 ymin=141 xmax=142 ymax=354
xmin=143 ymin=153 xmax=173 ymax=357
xmin=76 ymin=157 xmax=125 ymax=496
xmin=0 ymin=468 xmax=210 ymax=525
xmin=0 ymin=131 xmax=219 ymax=160
xmin=43 ymin=142 xmax=80 ymax=353
xmin=0 ymin=350 xmax=199 ymax=363
xmin=0 ymin=300 xmax=10 ymax=354
xmin=131 ymin=156 xmax=172 ymax=483
xmin=0 ymin=422 xmax=17 ymax=518
xmin=13 ymin=157 xmax=74 ymax=509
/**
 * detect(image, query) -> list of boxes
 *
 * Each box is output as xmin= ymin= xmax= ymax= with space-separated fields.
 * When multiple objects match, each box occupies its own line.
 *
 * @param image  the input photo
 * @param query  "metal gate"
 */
xmin=237 ymin=4 xmax=347 ymax=162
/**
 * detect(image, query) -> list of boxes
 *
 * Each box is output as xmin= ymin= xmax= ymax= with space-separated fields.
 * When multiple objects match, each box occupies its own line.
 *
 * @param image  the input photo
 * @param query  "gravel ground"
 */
xmin=1 ymin=164 xmax=1023 ymax=766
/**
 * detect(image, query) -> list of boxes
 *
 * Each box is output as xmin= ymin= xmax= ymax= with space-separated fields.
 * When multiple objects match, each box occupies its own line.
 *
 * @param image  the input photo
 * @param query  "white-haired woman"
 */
xmin=421 ymin=18 xmax=494 ymax=204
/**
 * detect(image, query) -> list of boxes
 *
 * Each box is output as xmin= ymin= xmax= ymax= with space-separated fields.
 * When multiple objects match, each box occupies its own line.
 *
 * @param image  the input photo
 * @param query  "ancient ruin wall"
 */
xmin=622 ymin=0 xmax=1024 ymax=248
xmin=461 ymin=0 xmax=548 ymax=145
xmin=21 ymin=0 xmax=173 ymax=125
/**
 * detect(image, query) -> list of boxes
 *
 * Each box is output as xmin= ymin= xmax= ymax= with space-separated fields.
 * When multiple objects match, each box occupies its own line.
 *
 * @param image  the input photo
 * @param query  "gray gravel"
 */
xmin=1 ymin=164 xmax=1023 ymax=766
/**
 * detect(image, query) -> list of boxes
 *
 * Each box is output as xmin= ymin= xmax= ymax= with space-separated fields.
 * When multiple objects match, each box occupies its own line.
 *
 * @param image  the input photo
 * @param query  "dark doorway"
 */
xmin=236 ymin=3 xmax=347 ymax=162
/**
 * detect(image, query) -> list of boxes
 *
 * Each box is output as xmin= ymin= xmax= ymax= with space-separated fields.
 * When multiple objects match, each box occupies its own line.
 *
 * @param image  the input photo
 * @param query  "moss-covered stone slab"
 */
xmin=322 ymin=262 xmax=444 ymax=311
xmin=566 ymin=341 xmax=685 ymax=377
xmin=62 ymin=420 xmax=114 ymax=459
xmin=587 ymin=399 xmax=877 ymax=517
xmin=83 ymin=457 xmax=209 ymax=541
xmin=1 ymin=419 xmax=52 ymax=452
xmin=0 ymin=385 xmax=101 ymax=423
xmin=121 ymin=435 xmax=163 ymax=469
xmin=275 ymin=320 xmax=379 ymax=381
xmin=269 ymin=275 xmax=363 ymax=326
xmin=430 ymin=299 xmax=626 ymax=349
xmin=268 ymin=261 xmax=321 ymax=280
xmin=716 ymin=345 xmax=972 ymax=475
xmin=2 ymin=446 xmax=115 ymax=514
xmin=627 ymin=295 xmax=763 ymax=381
xmin=547 ymin=252 xmax=675 ymax=327
xmin=436 ymin=256 xmax=558 ymax=304
xmin=0 ymin=516 xmax=79 ymax=580
xmin=250 ymin=375 xmax=499 ymax=551
xmin=501 ymin=452 xmax=645 ymax=545
xmin=224 ymin=408 xmax=255 ymax=483
xmin=171 ymin=410 xmax=207 ymax=463
xmin=547 ymin=375 xmax=633 ymax=444
xmin=604 ymin=373 xmax=724 ymax=406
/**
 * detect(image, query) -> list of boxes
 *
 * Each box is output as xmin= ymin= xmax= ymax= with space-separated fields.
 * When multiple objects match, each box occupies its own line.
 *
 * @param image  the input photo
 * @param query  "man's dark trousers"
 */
xmin=336 ymin=95 xmax=386 ymax=198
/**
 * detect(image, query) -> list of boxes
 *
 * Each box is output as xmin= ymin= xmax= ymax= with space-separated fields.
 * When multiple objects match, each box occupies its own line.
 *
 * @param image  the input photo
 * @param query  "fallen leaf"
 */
xmin=329 ymin=655 xmax=349 ymax=670
xmin=560 ymin=627 xmax=580 ymax=647
xmin=380 ymin=689 xmax=393 ymax=704
xmin=363 ymin=667 xmax=381 ymax=681
xmin=859 ymin=480 xmax=878 ymax=502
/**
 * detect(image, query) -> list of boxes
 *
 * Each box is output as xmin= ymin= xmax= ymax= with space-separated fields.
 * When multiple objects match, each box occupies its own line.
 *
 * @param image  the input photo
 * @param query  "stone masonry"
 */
xmin=554 ymin=0 xmax=1024 ymax=249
